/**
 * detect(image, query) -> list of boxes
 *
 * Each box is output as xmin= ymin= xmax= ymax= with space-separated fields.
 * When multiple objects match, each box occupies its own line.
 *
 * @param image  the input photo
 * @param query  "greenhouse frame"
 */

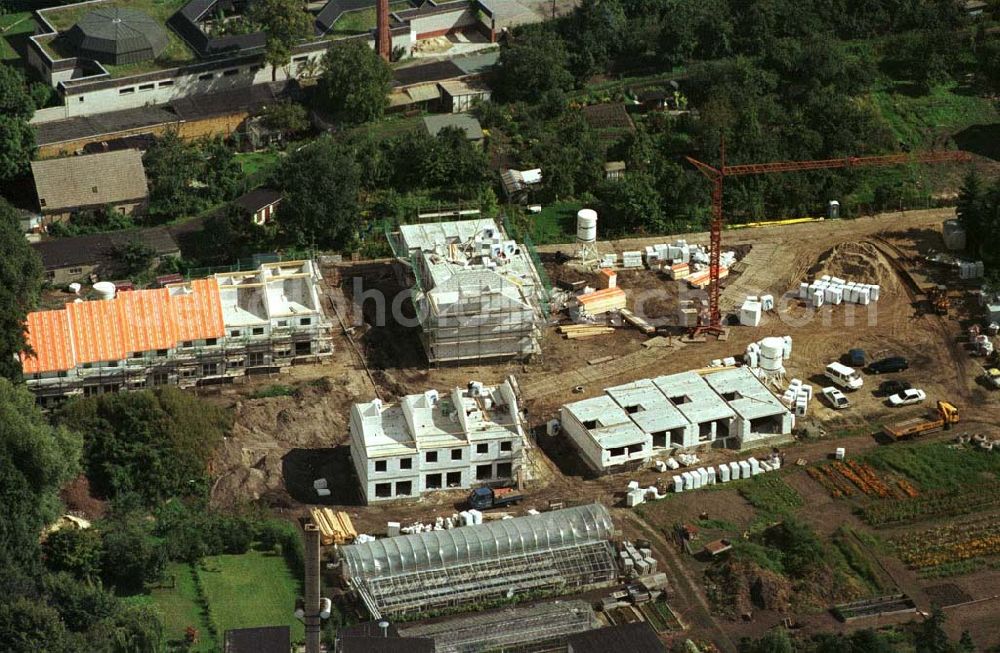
xmin=339 ymin=504 xmax=619 ymax=619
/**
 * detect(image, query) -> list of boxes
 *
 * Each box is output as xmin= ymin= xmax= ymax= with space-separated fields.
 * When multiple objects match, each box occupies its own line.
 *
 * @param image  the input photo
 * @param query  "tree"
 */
xmin=568 ymin=0 xmax=627 ymax=80
xmin=42 ymin=528 xmax=103 ymax=581
xmin=317 ymin=40 xmax=392 ymax=124
xmin=0 ymin=598 xmax=70 ymax=653
xmin=100 ymin=516 xmax=166 ymax=594
xmin=0 ymin=200 xmax=42 ymax=381
xmin=142 ymin=132 xmax=205 ymax=221
xmin=248 ymin=0 xmax=314 ymax=82
xmin=111 ymin=240 xmax=156 ymax=278
xmin=274 ymin=136 xmax=360 ymax=248
xmin=957 ymin=171 xmax=987 ymax=251
xmin=596 ymin=172 xmax=663 ymax=235
xmin=261 ymin=99 xmax=310 ymax=135
xmin=495 ymin=30 xmax=574 ymax=102
xmin=0 ymin=379 xmax=81 ymax=573
xmin=200 ymin=138 xmax=245 ymax=205
xmin=0 ymin=64 xmax=38 ymax=182
xmin=916 ymin=610 xmax=956 ymax=653
xmin=739 ymin=628 xmax=794 ymax=653
xmin=57 ymin=387 xmax=230 ymax=506
xmin=0 ymin=64 xmax=36 ymax=119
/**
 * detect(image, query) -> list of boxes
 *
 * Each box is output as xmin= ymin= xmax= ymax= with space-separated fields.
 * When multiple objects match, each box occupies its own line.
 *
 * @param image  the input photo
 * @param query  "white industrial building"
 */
xmin=349 ymin=379 xmax=526 ymax=503
xmin=391 ymin=219 xmax=546 ymax=364
xmin=560 ymin=367 xmax=794 ymax=474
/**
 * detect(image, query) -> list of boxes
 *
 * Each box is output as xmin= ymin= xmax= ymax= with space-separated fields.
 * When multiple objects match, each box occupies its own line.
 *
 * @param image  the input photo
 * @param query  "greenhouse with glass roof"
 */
xmin=338 ymin=503 xmax=620 ymax=619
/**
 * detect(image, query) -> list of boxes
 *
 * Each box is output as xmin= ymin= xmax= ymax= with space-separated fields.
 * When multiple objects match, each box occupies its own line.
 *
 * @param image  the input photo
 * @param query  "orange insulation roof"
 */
xmin=21 ymin=278 xmax=226 ymax=374
xmin=22 ymin=310 xmax=75 ymax=375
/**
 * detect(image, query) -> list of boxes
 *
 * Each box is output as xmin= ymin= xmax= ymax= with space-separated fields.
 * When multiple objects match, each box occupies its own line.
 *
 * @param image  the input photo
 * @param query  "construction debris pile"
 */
xmin=617 ymin=540 xmax=659 ymax=578
xmin=799 ymin=275 xmax=881 ymax=308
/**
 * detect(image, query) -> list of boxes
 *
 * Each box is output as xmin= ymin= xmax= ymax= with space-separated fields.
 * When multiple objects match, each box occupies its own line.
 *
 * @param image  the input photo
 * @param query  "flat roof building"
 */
xmin=350 ymin=379 xmax=526 ymax=503
xmin=390 ymin=218 xmax=547 ymax=364
xmin=23 ymin=260 xmax=332 ymax=405
xmin=560 ymin=367 xmax=793 ymax=474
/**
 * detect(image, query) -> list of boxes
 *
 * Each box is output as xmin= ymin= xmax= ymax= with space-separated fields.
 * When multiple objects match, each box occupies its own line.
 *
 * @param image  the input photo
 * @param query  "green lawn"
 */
xmin=871 ymin=82 xmax=1000 ymax=150
xmin=0 ymin=12 xmax=37 ymax=63
xmin=331 ymin=2 xmax=410 ymax=36
xmin=124 ymin=562 xmax=217 ymax=652
xmin=197 ymin=551 xmax=304 ymax=643
xmin=525 ymin=201 xmax=581 ymax=244
xmin=236 ymin=150 xmax=283 ymax=179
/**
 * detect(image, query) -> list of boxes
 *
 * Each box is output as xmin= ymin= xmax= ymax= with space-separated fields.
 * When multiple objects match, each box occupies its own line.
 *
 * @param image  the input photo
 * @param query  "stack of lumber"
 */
xmin=557 ymin=324 xmax=616 ymax=339
xmin=665 ymin=262 xmax=690 ymax=280
xmin=686 ymin=267 xmax=729 ymax=289
xmin=596 ymin=268 xmax=617 ymax=289
xmin=620 ymin=308 xmax=655 ymax=334
xmin=577 ymin=287 xmax=627 ymax=316
xmin=310 ymin=507 xmax=358 ymax=545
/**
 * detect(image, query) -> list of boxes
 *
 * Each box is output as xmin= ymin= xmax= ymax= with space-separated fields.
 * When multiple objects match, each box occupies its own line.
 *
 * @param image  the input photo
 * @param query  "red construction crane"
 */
xmin=685 ymin=146 xmax=972 ymax=335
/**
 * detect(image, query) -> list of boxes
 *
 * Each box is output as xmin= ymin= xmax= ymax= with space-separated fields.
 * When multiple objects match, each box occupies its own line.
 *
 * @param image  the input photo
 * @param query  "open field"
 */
xmin=124 ymin=562 xmax=216 ymax=652
xmin=197 ymin=552 xmax=304 ymax=642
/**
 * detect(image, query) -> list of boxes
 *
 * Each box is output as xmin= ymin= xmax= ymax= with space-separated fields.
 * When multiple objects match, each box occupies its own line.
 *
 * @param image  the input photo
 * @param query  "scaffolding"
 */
xmin=397 ymin=599 xmax=599 ymax=653
xmin=386 ymin=217 xmax=549 ymax=365
xmin=339 ymin=504 xmax=619 ymax=620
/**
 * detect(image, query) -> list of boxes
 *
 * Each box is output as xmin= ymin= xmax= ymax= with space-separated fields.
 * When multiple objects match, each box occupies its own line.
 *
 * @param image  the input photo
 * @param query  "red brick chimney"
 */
xmin=376 ymin=0 xmax=391 ymax=61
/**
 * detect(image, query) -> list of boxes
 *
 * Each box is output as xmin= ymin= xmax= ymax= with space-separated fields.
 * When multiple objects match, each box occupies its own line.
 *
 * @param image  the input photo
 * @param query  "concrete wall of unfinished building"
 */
xmin=28 ymin=327 xmax=332 ymax=407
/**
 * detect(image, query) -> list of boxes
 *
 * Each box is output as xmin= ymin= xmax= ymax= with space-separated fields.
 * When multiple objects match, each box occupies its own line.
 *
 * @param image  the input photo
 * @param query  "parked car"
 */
xmin=822 ymin=386 xmax=851 ymax=409
xmin=876 ymin=379 xmax=912 ymax=397
xmin=845 ymin=348 xmax=866 ymax=367
xmin=866 ymin=356 xmax=909 ymax=374
xmin=887 ymin=388 xmax=926 ymax=407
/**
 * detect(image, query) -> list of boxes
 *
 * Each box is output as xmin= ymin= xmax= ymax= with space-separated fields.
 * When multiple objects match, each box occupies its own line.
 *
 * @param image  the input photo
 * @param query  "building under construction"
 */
xmin=389 ymin=218 xmax=547 ymax=364
xmin=338 ymin=503 xmax=618 ymax=620
xmin=22 ymin=260 xmax=332 ymax=405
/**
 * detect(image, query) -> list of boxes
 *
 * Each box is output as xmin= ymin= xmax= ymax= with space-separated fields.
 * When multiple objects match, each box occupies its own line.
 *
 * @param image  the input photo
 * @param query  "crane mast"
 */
xmin=685 ymin=147 xmax=972 ymax=335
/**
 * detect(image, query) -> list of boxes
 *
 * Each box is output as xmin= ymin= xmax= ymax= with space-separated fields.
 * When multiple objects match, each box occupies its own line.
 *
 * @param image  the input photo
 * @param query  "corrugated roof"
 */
xmin=22 ymin=277 xmax=225 ymax=374
xmin=116 ymin=287 xmax=177 ymax=352
xmin=22 ymin=310 xmax=75 ymax=375
xmin=170 ymin=278 xmax=225 ymax=342
xmin=67 ymin=298 xmax=127 ymax=364
xmin=31 ymin=149 xmax=148 ymax=214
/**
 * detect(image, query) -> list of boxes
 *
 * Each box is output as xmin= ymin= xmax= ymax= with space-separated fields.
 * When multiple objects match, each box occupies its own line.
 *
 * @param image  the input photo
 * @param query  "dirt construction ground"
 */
xmin=203 ymin=208 xmax=1000 ymax=650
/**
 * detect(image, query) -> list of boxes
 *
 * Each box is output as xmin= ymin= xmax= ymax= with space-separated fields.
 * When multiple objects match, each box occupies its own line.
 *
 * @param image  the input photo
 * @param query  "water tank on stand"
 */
xmin=576 ymin=209 xmax=598 ymax=243
xmin=758 ymin=337 xmax=785 ymax=373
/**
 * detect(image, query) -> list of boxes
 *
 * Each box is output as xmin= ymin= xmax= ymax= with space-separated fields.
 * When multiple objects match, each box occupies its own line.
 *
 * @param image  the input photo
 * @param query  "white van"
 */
xmin=825 ymin=362 xmax=864 ymax=390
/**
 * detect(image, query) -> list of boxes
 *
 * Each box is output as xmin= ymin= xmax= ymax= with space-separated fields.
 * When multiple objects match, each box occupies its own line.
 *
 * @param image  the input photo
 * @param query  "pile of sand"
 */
xmin=807 ymin=241 xmax=900 ymax=290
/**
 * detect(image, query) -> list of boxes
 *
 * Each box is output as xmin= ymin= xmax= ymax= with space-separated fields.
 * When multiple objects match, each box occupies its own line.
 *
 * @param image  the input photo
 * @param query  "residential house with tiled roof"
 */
xmin=22 ymin=260 xmax=332 ymax=406
xmin=30 ymin=149 xmax=148 ymax=222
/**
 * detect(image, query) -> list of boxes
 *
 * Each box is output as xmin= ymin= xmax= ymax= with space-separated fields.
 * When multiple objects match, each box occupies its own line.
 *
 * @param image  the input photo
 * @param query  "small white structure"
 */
xmin=350 ymin=379 xmax=526 ymax=503
xmin=576 ymin=208 xmax=599 ymax=264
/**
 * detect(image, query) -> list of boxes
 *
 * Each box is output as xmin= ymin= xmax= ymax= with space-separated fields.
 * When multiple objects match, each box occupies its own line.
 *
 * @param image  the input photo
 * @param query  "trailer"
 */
xmin=882 ymin=401 xmax=960 ymax=440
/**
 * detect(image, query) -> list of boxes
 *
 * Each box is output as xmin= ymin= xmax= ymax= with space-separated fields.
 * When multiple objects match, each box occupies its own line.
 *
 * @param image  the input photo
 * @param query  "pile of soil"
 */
xmin=807 ymin=241 xmax=900 ymax=291
xmin=209 ymin=375 xmax=371 ymax=508
xmin=707 ymin=560 xmax=792 ymax=617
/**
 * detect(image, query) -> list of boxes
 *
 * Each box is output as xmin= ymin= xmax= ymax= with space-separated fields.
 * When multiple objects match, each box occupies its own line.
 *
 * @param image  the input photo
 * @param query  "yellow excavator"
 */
xmin=883 ymin=401 xmax=960 ymax=440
